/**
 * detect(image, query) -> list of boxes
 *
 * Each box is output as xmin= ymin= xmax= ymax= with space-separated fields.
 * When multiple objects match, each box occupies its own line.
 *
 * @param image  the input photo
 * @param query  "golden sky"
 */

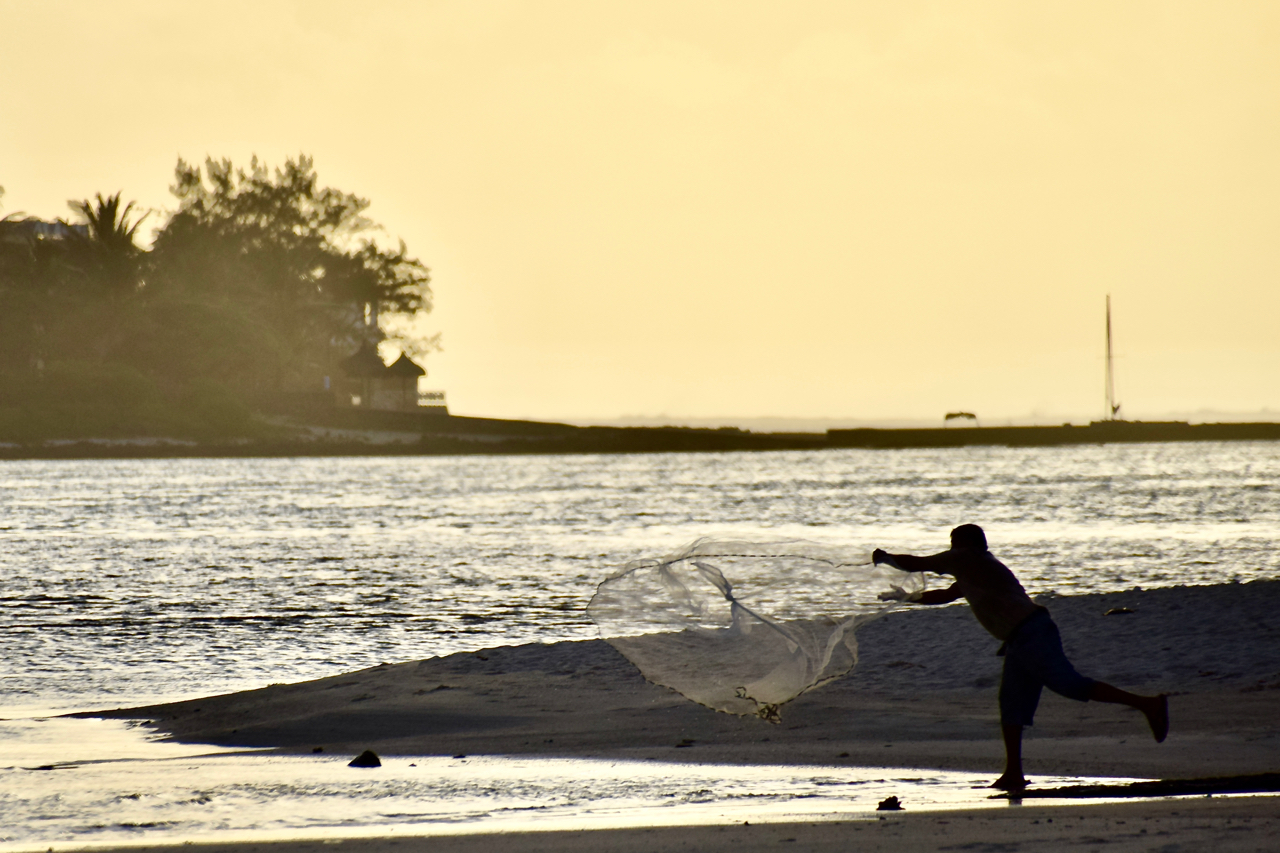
xmin=3 ymin=1 xmax=1277 ymax=424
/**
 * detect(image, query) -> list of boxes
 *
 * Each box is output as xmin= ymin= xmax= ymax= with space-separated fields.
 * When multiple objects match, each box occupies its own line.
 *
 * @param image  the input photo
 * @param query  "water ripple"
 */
xmin=1 ymin=443 xmax=1277 ymax=711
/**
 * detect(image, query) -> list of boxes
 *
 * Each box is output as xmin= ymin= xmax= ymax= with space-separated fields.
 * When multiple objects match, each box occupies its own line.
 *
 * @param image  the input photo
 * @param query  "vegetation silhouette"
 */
xmin=0 ymin=158 xmax=434 ymax=442
xmin=63 ymin=192 xmax=150 ymax=296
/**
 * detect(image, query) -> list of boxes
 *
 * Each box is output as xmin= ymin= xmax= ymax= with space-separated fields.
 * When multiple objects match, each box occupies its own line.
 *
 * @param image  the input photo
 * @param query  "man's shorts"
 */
xmin=998 ymin=609 xmax=1096 ymax=727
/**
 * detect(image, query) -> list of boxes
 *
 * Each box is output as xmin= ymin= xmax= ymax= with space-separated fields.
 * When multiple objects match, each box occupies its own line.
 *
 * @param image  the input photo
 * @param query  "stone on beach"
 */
xmin=348 ymin=750 xmax=382 ymax=768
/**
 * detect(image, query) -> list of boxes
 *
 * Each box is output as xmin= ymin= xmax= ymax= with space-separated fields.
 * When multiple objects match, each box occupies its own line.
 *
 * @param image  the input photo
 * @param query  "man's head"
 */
xmin=950 ymin=524 xmax=988 ymax=551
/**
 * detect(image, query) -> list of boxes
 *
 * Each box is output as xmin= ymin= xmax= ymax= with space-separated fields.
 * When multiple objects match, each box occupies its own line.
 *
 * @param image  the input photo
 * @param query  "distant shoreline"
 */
xmin=4 ymin=417 xmax=1280 ymax=460
xmin=3 ymin=416 xmax=1279 ymax=460
xmin=826 ymin=419 xmax=1280 ymax=448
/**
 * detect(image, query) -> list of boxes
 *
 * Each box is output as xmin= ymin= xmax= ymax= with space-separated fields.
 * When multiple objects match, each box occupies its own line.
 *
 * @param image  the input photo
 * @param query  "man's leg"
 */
xmin=995 ymin=652 xmax=1039 ymax=790
xmin=1020 ymin=614 xmax=1171 ymax=744
xmin=1088 ymin=682 xmax=1169 ymax=742
xmin=991 ymin=724 xmax=1027 ymax=790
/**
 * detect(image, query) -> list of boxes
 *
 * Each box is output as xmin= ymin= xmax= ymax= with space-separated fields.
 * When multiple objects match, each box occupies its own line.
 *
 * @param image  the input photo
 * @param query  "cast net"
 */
xmin=587 ymin=538 xmax=924 ymax=721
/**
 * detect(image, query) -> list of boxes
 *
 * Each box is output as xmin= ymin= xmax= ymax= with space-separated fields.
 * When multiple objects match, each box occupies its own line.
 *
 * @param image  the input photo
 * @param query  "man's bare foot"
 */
xmin=989 ymin=774 xmax=1029 ymax=791
xmin=1144 ymin=694 xmax=1169 ymax=743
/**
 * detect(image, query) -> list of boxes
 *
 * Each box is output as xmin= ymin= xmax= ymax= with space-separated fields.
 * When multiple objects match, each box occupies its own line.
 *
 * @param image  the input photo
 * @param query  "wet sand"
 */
xmin=88 ymin=580 xmax=1280 ymax=851
xmin=86 ymin=796 xmax=1280 ymax=853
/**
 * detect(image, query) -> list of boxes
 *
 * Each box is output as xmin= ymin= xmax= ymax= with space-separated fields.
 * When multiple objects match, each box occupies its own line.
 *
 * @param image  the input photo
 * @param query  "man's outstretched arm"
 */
xmin=873 ymin=548 xmax=958 ymax=574
xmin=913 ymin=584 xmax=964 ymax=605
xmin=877 ymin=580 xmax=963 ymax=604
xmin=873 ymin=548 xmax=964 ymax=605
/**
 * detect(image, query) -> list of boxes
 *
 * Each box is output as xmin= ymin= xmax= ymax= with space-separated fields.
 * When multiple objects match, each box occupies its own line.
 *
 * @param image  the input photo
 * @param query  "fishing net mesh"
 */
xmin=587 ymin=538 xmax=923 ymax=721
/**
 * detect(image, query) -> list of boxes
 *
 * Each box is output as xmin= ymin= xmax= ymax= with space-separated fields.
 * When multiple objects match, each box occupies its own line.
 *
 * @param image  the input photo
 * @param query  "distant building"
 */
xmin=334 ymin=342 xmax=445 ymax=412
xmin=0 ymin=217 xmax=88 ymax=243
xmin=382 ymin=352 xmax=427 ymax=411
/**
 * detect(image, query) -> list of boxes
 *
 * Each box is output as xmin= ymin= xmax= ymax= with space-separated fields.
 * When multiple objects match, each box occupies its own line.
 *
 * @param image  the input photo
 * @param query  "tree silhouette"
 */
xmin=0 ymin=158 xmax=436 ymax=438
xmin=144 ymin=155 xmax=432 ymax=394
xmin=68 ymin=192 xmax=147 ymax=250
xmin=62 ymin=192 xmax=150 ymax=296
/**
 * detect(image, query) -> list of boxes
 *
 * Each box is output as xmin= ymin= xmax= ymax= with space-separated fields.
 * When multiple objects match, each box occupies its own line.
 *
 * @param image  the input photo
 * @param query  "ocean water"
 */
xmin=1 ymin=443 xmax=1277 ymax=846
xmin=2 ymin=442 xmax=1278 ymax=714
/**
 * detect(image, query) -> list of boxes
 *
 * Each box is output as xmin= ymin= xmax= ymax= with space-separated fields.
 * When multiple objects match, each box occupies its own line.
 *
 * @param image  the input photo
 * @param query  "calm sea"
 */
xmin=2 ymin=442 xmax=1278 ymax=715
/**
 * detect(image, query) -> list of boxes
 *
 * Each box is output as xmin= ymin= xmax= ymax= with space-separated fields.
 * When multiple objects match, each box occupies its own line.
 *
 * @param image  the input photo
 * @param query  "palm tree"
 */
xmin=68 ymin=192 xmax=148 ymax=251
xmin=63 ymin=192 xmax=150 ymax=295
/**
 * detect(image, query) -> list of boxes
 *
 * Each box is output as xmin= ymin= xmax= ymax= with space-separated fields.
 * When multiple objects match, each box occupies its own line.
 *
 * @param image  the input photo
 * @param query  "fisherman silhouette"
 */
xmin=874 ymin=524 xmax=1169 ymax=790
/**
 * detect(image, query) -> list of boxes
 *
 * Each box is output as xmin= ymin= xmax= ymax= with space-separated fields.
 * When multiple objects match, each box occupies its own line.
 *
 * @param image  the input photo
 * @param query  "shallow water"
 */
xmin=0 ymin=717 xmax=1137 ymax=851
xmin=2 ymin=443 xmax=1278 ymax=713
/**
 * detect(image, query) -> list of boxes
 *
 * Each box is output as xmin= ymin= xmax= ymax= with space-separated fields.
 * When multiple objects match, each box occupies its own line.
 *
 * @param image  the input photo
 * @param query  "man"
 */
xmin=873 ymin=523 xmax=1168 ymax=790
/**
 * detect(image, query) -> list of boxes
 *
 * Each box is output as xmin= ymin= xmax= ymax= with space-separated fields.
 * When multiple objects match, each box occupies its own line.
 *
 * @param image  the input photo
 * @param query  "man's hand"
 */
xmin=872 ymin=548 xmax=900 ymax=569
xmin=877 ymin=585 xmax=910 ymax=602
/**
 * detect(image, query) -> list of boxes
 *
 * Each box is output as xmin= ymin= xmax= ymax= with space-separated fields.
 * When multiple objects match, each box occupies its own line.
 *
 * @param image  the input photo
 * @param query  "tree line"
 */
xmin=0 ymin=156 xmax=432 ymax=440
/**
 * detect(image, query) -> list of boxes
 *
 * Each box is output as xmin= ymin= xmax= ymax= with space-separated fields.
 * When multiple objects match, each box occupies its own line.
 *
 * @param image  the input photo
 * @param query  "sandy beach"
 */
xmin=88 ymin=580 xmax=1280 ymax=851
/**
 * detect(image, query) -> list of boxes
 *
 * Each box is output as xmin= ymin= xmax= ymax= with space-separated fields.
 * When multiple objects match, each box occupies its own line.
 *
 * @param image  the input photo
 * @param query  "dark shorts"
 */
xmin=998 ymin=609 xmax=1095 ymax=727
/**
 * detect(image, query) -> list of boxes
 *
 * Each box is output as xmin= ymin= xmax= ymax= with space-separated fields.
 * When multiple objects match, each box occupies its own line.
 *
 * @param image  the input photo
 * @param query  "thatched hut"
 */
xmin=335 ymin=344 xmax=428 ymax=412
xmin=381 ymin=352 xmax=426 ymax=411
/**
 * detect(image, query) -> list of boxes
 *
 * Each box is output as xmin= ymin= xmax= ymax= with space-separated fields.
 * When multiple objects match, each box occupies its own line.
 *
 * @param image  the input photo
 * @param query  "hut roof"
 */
xmin=340 ymin=343 xmax=387 ymax=378
xmin=386 ymin=353 xmax=426 ymax=377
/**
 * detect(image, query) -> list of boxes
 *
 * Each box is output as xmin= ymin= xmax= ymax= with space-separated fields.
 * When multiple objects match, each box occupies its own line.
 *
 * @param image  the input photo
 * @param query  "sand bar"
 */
xmin=76 ymin=581 xmax=1280 ymax=851
xmin=98 ymin=580 xmax=1280 ymax=781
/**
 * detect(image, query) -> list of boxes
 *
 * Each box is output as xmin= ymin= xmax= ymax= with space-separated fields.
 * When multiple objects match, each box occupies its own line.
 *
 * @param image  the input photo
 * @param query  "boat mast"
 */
xmin=1105 ymin=295 xmax=1120 ymax=421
